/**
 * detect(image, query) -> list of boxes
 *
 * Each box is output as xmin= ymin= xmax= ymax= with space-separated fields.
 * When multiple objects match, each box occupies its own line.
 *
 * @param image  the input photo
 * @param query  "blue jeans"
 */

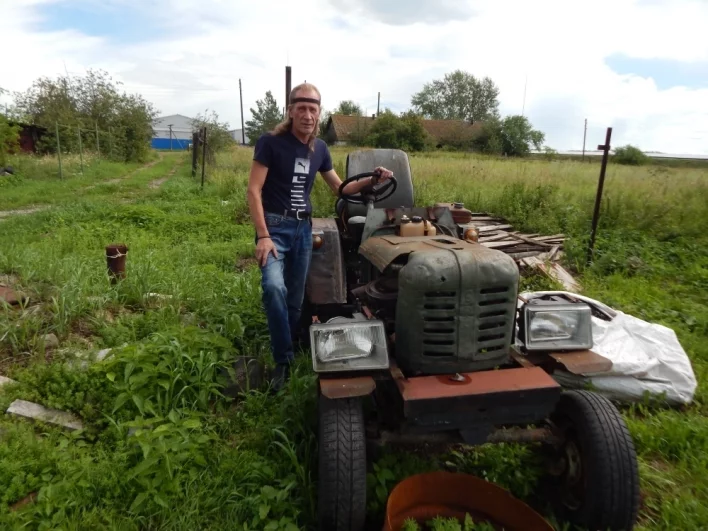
xmin=258 ymin=212 xmax=312 ymax=365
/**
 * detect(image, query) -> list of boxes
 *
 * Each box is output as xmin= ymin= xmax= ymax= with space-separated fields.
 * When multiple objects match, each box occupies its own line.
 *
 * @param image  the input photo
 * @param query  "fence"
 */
xmin=15 ymin=120 xmax=163 ymax=179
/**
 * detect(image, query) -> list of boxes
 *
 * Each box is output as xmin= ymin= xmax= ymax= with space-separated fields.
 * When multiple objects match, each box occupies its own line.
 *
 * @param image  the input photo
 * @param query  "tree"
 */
xmin=244 ymin=91 xmax=281 ymax=145
xmin=191 ymin=109 xmax=235 ymax=155
xmin=472 ymin=115 xmax=545 ymax=156
xmin=0 ymin=114 xmax=21 ymax=166
xmin=333 ymin=100 xmax=362 ymax=116
xmin=11 ymin=69 xmax=158 ymax=162
xmin=318 ymin=107 xmax=330 ymax=137
xmin=411 ymin=70 xmax=500 ymax=123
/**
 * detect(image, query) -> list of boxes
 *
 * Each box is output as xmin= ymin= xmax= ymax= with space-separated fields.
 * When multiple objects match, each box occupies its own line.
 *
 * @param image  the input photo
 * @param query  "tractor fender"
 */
xmin=319 ymin=376 xmax=376 ymax=399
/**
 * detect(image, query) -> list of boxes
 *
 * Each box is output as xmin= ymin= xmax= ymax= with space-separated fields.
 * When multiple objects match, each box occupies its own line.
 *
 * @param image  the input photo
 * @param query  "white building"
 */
xmin=152 ymin=114 xmax=196 ymax=149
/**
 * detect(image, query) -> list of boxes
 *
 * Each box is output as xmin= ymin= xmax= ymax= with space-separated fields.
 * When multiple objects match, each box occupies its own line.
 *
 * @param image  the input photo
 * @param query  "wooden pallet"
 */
xmin=459 ymin=215 xmax=579 ymax=291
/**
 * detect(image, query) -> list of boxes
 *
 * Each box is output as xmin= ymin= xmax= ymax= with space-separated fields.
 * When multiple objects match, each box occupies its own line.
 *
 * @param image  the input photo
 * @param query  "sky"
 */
xmin=2 ymin=0 xmax=707 ymax=154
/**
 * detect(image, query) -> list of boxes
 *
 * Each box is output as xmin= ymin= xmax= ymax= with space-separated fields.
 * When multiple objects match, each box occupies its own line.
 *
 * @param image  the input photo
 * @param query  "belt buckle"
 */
xmin=296 ymin=210 xmax=306 ymax=220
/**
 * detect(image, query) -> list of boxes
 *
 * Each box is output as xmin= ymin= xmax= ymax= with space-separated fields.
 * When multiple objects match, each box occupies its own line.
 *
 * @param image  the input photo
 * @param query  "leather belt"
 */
xmin=272 ymin=209 xmax=310 ymax=220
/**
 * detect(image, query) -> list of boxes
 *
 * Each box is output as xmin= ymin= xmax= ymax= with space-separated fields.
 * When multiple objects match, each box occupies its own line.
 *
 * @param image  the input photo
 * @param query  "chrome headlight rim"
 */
xmin=309 ymin=318 xmax=390 ymax=373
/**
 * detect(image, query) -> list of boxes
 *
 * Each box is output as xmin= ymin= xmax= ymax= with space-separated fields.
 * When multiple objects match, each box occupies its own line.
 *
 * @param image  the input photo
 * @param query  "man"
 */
xmin=247 ymin=82 xmax=393 ymax=392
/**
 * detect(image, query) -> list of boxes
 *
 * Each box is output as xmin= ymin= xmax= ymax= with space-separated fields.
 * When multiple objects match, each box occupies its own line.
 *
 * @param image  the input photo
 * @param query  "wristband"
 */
xmin=257 ymin=236 xmax=271 ymax=240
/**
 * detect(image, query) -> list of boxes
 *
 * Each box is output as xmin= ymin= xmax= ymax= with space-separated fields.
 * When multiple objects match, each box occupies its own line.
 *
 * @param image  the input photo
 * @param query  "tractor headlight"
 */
xmin=310 ymin=319 xmax=389 ymax=373
xmin=520 ymin=301 xmax=593 ymax=351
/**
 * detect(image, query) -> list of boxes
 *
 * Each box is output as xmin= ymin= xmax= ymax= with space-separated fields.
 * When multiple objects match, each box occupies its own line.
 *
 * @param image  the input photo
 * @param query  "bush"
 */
xmin=613 ymin=144 xmax=649 ymax=165
xmin=364 ymin=109 xmax=432 ymax=152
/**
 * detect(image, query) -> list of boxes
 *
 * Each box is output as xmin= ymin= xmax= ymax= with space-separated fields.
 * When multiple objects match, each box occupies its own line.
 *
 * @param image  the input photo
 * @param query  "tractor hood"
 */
xmin=359 ymin=235 xmax=490 ymax=272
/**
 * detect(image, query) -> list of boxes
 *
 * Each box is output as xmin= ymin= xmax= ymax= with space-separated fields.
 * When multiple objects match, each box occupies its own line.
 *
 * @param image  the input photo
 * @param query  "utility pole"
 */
xmin=285 ymin=65 xmax=292 ymax=116
xmin=377 ymin=92 xmax=380 ymax=117
xmin=239 ymin=78 xmax=245 ymax=145
xmin=168 ymin=124 xmax=173 ymax=151
xmin=582 ymin=118 xmax=587 ymax=161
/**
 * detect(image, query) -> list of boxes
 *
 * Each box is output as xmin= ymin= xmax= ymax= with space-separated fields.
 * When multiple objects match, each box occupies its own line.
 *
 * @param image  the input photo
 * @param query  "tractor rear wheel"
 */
xmin=317 ymin=394 xmax=367 ymax=531
xmin=544 ymin=390 xmax=640 ymax=531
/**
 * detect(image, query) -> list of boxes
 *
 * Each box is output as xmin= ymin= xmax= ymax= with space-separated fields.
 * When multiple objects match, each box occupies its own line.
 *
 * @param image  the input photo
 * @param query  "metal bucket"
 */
xmin=105 ymin=243 xmax=128 ymax=284
xmin=383 ymin=471 xmax=553 ymax=531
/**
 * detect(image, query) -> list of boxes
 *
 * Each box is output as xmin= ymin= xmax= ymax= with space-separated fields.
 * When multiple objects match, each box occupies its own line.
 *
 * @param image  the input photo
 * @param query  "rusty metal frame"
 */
xmin=510 ymin=345 xmax=612 ymax=375
xmin=382 ymin=360 xmax=562 ymax=432
xmin=320 ymin=376 xmax=376 ymax=399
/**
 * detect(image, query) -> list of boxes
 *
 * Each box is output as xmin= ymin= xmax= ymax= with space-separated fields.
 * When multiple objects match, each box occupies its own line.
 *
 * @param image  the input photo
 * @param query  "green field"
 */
xmin=0 ymin=146 xmax=706 ymax=530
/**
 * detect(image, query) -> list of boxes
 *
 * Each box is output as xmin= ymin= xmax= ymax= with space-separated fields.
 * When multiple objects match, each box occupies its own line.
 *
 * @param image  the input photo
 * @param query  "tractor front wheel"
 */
xmin=317 ymin=394 xmax=367 ymax=531
xmin=544 ymin=390 xmax=640 ymax=531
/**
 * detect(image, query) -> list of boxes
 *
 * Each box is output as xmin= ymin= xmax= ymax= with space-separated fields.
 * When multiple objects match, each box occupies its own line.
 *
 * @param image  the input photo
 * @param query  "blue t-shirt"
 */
xmin=253 ymin=131 xmax=333 ymax=215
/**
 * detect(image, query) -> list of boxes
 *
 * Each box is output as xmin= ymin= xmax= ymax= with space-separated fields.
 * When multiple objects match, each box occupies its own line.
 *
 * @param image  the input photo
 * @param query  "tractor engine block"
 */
xmin=357 ymin=236 xmax=520 ymax=376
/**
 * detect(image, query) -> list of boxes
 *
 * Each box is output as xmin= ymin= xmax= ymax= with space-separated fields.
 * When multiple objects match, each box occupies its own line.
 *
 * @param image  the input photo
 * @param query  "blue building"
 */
xmin=151 ymin=114 xmax=195 ymax=150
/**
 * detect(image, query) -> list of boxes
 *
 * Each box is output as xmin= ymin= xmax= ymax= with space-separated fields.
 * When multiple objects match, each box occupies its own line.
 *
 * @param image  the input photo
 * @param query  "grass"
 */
xmin=0 ymin=145 xmax=706 ymax=530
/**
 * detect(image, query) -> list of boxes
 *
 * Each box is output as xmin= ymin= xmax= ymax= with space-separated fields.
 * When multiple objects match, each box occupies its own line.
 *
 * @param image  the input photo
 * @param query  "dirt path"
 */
xmin=0 ymin=154 xmax=172 ymax=221
xmin=83 ymin=152 xmax=165 ymax=191
xmin=0 ymin=206 xmax=47 ymax=219
xmin=147 ymin=163 xmax=178 ymax=189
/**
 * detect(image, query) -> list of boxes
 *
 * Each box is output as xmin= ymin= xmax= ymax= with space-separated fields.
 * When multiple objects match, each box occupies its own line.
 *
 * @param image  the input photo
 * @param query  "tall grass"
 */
xmin=0 ymin=147 xmax=706 ymax=529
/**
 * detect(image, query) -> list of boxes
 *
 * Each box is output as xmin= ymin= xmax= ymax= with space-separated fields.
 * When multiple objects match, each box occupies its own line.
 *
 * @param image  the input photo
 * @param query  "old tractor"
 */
xmin=302 ymin=149 xmax=639 ymax=531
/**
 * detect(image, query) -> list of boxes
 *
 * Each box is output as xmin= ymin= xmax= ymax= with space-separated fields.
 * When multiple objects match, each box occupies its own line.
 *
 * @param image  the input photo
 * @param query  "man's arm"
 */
xmin=247 ymin=160 xmax=270 ymax=238
xmin=320 ymin=168 xmax=391 ymax=196
xmin=247 ymin=160 xmax=278 ymax=267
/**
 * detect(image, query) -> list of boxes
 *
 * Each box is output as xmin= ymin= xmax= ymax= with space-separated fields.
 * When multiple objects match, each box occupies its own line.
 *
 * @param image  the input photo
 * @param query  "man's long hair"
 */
xmin=271 ymin=83 xmax=321 ymax=152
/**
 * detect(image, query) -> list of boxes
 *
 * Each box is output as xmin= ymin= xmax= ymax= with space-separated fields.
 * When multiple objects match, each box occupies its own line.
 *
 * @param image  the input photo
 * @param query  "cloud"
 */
xmin=327 ymin=0 xmax=476 ymax=25
xmin=1 ymin=0 xmax=707 ymax=155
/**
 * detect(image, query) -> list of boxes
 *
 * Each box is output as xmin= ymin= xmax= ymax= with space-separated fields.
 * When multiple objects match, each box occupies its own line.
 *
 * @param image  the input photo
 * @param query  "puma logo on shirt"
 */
xmin=294 ymin=158 xmax=310 ymax=174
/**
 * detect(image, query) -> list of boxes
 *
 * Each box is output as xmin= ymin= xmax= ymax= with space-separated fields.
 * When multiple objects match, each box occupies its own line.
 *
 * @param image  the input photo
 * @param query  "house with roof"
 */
xmin=321 ymin=114 xmax=483 ymax=148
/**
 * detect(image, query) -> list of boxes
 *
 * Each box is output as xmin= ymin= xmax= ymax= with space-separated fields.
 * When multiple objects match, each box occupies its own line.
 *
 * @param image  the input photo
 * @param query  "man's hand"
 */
xmin=373 ymin=166 xmax=394 ymax=184
xmin=255 ymin=237 xmax=278 ymax=267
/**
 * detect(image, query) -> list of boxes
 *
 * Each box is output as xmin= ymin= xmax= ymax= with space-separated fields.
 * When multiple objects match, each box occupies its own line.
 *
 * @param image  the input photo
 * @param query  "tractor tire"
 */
xmin=317 ymin=395 xmax=367 ymax=531
xmin=544 ymin=390 xmax=640 ymax=531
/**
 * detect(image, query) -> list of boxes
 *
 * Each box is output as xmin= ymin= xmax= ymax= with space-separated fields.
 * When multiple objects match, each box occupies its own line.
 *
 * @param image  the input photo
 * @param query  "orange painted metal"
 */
xmin=383 ymin=471 xmax=553 ymax=531
xmin=393 ymin=366 xmax=560 ymax=402
xmin=320 ymin=376 xmax=376 ymax=399
xmin=549 ymin=349 xmax=612 ymax=375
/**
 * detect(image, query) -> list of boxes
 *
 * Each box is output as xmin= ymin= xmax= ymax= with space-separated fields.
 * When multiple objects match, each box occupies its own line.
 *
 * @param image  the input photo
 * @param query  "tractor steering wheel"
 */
xmin=338 ymin=171 xmax=398 ymax=205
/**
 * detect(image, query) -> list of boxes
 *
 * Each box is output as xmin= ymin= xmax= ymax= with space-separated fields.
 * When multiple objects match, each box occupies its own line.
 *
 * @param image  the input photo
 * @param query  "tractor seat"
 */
xmin=337 ymin=148 xmax=415 ymax=223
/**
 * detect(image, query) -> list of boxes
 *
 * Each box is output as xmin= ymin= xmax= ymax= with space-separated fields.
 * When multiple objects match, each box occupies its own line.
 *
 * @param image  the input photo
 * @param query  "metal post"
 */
xmin=201 ymin=126 xmax=207 ymax=188
xmin=77 ymin=126 xmax=84 ymax=174
xmin=239 ymin=78 xmax=245 ymax=145
xmin=285 ymin=66 xmax=292 ymax=112
xmin=587 ymin=127 xmax=613 ymax=266
xmin=55 ymin=121 xmax=63 ymax=179
xmin=191 ymin=131 xmax=199 ymax=177
xmin=95 ymin=121 xmax=100 ymax=155
xmin=582 ymin=118 xmax=587 ymax=161
xmin=377 ymin=92 xmax=380 ymax=117
xmin=169 ymin=124 xmax=173 ymax=151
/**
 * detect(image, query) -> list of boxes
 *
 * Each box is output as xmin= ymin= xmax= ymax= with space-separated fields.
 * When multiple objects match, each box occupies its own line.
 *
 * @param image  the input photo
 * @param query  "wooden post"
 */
xmin=587 ymin=127 xmax=613 ymax=266
xmin=95 ymin=121 xmax=100 ymax=155
xmin=201 ymin=126 xmax=207 ymax=188
xmin=77 ymin=126 xmax=84 ymax=174
xmin=191 ymin=131 xmax=199 ymax=177
xmin=55 ymin=122 xmax=63 ymax=179
xmin=239 ymin=78 xmax=245 ymax=145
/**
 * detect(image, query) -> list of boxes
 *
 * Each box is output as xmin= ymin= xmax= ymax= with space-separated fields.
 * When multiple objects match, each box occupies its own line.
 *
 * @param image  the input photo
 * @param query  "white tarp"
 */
xmin=519 ymin=291 xmax=698 ymax=406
